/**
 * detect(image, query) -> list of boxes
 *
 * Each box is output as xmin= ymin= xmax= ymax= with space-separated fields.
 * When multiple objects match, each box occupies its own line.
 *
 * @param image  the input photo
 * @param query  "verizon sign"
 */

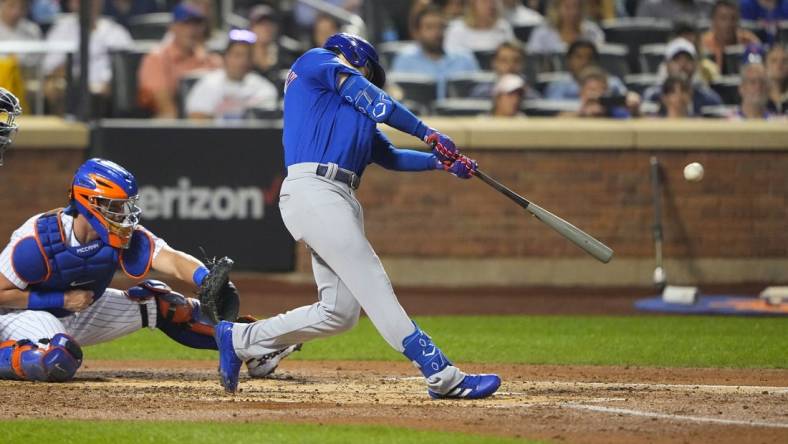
xmin=92 ymin=124 xmax=294 ymax=271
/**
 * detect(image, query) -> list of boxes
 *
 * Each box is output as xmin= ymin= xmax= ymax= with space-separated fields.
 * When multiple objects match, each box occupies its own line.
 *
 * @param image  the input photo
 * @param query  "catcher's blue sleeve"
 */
xmin=371 ymin=130 xmax=438 ymax=172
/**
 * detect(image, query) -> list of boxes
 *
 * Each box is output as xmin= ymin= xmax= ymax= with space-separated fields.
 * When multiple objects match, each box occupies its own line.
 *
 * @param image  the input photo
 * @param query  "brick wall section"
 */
xmin=295 ymin=149 xmax=787 ymax=273
xmin=1 ymin=148 xmax=784 ymax=274
xmin=0 ymin=149 xmax=84 ymax=237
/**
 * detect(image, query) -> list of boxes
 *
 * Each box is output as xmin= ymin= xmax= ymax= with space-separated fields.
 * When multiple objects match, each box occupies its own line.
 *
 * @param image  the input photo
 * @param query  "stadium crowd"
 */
xmin=0 ymin=0 xmax=786 ymax=120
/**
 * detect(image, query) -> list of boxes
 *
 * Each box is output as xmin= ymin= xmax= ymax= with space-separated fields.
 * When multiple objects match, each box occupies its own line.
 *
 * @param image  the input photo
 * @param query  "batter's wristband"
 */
xmin=27 ymin=291 xmax=65 ymax=310
xmin=193 ymin=266 xmax=210 ymax=287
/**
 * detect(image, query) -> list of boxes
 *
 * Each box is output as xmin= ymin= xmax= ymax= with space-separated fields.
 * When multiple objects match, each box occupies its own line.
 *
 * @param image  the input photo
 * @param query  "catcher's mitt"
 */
xmin=198 ymin=256 xmax=239 ymax=324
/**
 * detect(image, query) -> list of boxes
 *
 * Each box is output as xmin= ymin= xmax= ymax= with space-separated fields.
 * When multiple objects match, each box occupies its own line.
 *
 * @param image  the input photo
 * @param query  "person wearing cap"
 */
xmin=491 ymin=73 xmax=526 ymax=117
xmin=544 ymin=40 xmax=626 ymax=101
xmin=391 ymin=3 xmax=479 ymax=100
xmin=185 ymin=29 xmax=277 ymax=121
xmin=42 ymin=0 xmax=132 ymax=115
xmin=643 ymin=37 xmax=723 ymax=116
xmin=701 ymin=0 xmax=761 ymax=74
xmin=137 ymin=2 xmax=220 ymax=118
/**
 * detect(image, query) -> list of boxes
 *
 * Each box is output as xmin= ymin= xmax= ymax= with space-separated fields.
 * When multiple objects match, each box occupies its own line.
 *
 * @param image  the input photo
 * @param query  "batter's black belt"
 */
xmin=316 ymin=163 xmax=361 ymax=190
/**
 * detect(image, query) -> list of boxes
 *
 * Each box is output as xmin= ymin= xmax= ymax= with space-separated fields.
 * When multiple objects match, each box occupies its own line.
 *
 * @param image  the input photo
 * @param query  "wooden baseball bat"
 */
xmin=474 ymin=169 xmax=614 ymax=264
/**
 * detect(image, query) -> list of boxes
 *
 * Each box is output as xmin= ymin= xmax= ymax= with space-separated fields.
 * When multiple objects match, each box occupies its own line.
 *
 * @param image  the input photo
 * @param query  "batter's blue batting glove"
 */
xmin=444 ymin=154 xmax=477 ymax=179
xmin=424 ymin=129 xmax=459 ymax=164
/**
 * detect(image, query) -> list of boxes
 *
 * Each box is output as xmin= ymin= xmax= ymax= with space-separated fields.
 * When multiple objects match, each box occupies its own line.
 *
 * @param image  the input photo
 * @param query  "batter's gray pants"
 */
xmin=231 ymin=163 xmax=463 ymax=393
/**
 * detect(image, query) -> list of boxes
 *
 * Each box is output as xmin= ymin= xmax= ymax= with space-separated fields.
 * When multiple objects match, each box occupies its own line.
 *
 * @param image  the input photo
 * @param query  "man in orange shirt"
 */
xmin=137 ymin=3 xmax=220 ymax=118
xmin=700 ymin=0 xmax=760 ymax=74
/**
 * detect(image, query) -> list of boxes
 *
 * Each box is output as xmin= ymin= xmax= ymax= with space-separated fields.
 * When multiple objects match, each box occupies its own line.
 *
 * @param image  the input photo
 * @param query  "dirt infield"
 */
xmin=2 ymin=360 xmax=786 ymax=443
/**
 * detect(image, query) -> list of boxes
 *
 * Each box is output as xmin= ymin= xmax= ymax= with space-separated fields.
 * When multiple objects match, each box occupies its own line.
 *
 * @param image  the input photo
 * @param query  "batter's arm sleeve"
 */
xmin=338 ymin=74 xmax=429 ymax=140
xmin=371 ymin=129 xmax=440 ymax=172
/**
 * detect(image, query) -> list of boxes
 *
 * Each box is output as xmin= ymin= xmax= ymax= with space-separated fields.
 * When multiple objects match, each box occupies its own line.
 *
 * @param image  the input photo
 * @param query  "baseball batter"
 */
xmin=0 ymin=144 xmax=287 ymax=380
xmin=214 ymin=33 xmax=501 ymax=399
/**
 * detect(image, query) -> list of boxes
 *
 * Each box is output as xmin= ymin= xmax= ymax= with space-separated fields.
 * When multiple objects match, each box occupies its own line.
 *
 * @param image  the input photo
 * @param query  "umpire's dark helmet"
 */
xmin=0 ymin=87 xmax=21 ymax=166
xmin=324 ymin=33 xmax=386 ymax=88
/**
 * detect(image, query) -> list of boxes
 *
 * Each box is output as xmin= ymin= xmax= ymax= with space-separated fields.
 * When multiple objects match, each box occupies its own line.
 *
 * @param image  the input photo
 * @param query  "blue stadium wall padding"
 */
xmin=635 ymin=295 xmax=788 ymax=316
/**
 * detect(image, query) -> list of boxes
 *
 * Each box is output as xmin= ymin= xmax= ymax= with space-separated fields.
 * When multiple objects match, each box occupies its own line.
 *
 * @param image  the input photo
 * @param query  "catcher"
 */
xmin=0 ymin=155 xmax=293 ymax=382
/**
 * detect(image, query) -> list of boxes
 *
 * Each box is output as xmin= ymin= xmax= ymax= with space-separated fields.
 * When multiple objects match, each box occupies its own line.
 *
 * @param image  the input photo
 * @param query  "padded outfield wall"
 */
xmin=1 ymin=117 xmax=785 ymax=286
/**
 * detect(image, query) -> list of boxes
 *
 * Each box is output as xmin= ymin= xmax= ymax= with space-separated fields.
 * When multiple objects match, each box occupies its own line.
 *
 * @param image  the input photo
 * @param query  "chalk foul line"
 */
xmin=562 ymin=403 xmax=788 ymax=429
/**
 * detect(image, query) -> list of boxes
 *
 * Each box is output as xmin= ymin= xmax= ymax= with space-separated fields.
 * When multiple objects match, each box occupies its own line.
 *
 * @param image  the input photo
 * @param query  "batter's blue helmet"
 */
xmin=69 ymin=158 xmax=140 ymax=249
xmin=324 ymin=33 xmax=386 ymax=88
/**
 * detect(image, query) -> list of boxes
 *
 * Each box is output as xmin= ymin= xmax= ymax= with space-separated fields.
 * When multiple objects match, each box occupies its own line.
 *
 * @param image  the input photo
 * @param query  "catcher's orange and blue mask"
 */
xmin=69 ymin=158 xmax=141 ymax=249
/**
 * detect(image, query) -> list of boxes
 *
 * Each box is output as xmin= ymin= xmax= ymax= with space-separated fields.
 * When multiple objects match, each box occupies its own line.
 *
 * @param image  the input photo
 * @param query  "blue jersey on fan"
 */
xmin=283 ymin=48 xmax=436 ymax=177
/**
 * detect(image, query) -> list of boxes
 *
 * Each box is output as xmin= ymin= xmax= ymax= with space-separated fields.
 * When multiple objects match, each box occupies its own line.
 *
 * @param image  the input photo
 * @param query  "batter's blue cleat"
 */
xmin=428 ymin=374 xmax=502 ymax=400
xmin=215 ymin=321 xmax=241 ymax=393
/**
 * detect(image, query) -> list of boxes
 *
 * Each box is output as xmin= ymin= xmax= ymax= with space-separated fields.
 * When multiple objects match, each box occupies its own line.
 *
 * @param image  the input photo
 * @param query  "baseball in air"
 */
xmin=683 ymin=162 xmax=704 ymax=182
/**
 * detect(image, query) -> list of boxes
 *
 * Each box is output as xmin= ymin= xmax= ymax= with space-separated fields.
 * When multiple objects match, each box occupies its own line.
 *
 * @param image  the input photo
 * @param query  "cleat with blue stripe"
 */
xmin=214 ymin=321 xmax=242 ymax=393
xmin=428 ymin=374 xmax=501 ymax=400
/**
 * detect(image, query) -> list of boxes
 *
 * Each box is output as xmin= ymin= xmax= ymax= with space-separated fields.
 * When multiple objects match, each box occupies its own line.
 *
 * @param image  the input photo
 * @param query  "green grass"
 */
xmin=85 ymin=315 xmax=788 ymax=368
xmin=0 ymin=420 xmax=531 ymax=444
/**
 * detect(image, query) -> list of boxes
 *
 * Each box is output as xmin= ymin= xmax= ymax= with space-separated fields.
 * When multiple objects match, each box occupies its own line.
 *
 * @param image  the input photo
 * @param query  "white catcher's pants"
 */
xmin=0 ymin=288 xmax=157 ymax=347
xmin=231 ymin=163 xmax=464 ymax=393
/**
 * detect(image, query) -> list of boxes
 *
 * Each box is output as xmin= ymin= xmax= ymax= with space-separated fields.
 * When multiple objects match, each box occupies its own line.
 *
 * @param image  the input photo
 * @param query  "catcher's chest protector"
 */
xmin=12 ymin=212 xmax=153 ymax=317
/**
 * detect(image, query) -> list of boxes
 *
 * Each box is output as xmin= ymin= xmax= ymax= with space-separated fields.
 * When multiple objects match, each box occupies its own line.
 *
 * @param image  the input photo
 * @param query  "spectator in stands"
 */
xmin=42 ymin=0 xmax=132 ymax=114
xmin=502 ymin=0 xmax=543 ymax=27
xmin=391 ymin=4 xmax=479 ymax=100
xmin=636 ymin=0 xmax=714 ymax=23
xmin=249 ymin=4 xmax=291 ymax=82
xmin=527 ymin=0 xmax=604 ymax=54
xmin=544 ymin=39 xmax=626 ymax=100
xmin=562 ymin=66 xmax=635 ymax=118
xmin=102 ymin=0 xmax=160 ymax=30
xmin=469 ymin=40 xmax=539 ymax=99
xmin=765 ymin=44 xmax=787 ymax=114
xmin=741 ymin=0 xmax=788 ymax=44
xmin=491 ymin=73 xmax=527 ymax=117
xmin=311 ymin=13 xmax=339 ymax=48
xmin=185 ymin=0 xmax=216 ymax=42
xmin=644 ymin=37 xmax=723 ymax=114
xmin=0 ymin=0 xmax=42 ymax=70
xmin=739 ymin=0 xmax=788 ymax=22
xmin=670 ymin=21 xmax=720 ymax=85
xmin=186 ymin=29 xmax=277 ymax=121
xmin=444 ymin=0 xmax=515 ymax=53
xmin=734 ymin=61 xmax=777 ymax=119
xmin=701 ymin=0 xmax=761 ymax=73
xmin=137 ymin=2 xmax=220 ymax=118
xmin=659 ymin=76 xmax=693 ymax=118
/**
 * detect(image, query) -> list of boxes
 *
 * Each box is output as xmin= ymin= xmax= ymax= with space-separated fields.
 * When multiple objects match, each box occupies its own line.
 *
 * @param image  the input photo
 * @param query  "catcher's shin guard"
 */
xmin=128 ymin=279 xmax=225 ymax=350
xmin=0 ymin=334 xmax=83 ymax=382
xmin=401 ymin=322 xmax=501 ymax=400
